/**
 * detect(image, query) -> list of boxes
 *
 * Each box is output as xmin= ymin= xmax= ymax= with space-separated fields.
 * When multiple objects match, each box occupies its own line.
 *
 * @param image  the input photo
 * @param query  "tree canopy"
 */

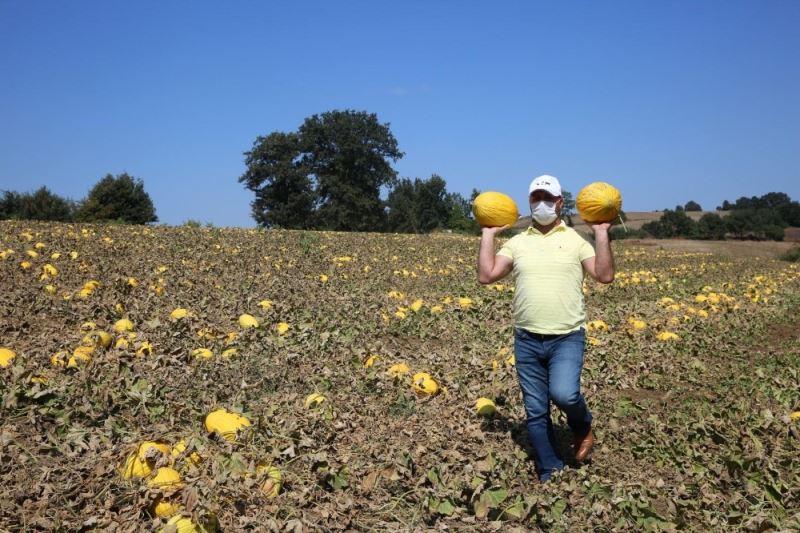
xmin=641 ymin=192 xmax=798 ymax=241
xmin=0 ymin=187 xmax=74 ymax=221
xmin=385 ymin=175 xmax=476 ymax=233
xmin=240 ymin=110 xmax=403 ymax=230
xmin=74 ymin=173 xmax=157 ymax=224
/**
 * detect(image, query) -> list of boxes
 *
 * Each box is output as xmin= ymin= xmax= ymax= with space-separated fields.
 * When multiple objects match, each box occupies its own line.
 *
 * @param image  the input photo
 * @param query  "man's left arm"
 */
xmin=581 ymin=223 xmax=615 ymax=284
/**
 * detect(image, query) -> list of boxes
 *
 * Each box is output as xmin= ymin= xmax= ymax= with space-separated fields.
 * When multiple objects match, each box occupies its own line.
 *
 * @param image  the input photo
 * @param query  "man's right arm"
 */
xmin=477 ymin=226 xmax=513 ymax=284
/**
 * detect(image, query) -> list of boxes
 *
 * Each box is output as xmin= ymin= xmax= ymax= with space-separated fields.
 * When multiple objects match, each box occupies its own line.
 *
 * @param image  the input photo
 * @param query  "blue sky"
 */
xmin=1 ymin=1 xmax=798 ymax=227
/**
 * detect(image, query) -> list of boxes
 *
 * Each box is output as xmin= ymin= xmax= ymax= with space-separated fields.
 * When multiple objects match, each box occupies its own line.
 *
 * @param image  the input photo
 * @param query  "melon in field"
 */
xmin=304 ymin=393 xmax=326 ymax=408
xmin=238 ymin=314 xmax=259 ymax=328
xmin=475 ymin=397 xmax=497 ymax=416
xmin=152 ymin=497 xmax=181 ymax=518
xmin=0 ymin=348 xmax=16 ymax=368
xmin=257 ymin=464 xmax=282 ymax=497
xmin=121 ymin=441 xmax=170 ymax=479
xmin=412 ymin=372 xmax=439 ymax=396
xmin=114 ymin=318 xmax=135 ymax=333
xmin=387 ymin=362 xmax=410 ymax=377
xmin=576 ymin=182 xmax=622 ymax=223
xmin=148 ymin=467 xmax=183 ymax=489
xmin=171 ymin=439 xmax=203 ymax=465
xmin=204 ymin=408 xmax=251 ymax=442
xmin=472 ymin=192 xmax=520 ymax=227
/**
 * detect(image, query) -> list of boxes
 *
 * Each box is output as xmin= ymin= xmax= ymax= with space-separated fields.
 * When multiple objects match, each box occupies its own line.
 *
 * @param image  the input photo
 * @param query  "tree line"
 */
xmin=5 ymin=108 xmax=796 ymax=240
xmin=636 ymin=192 xmax=800 ymax=241
xmin=239 ymin=110 xmax=478 ymax=233
xmin=1 ymin=174 xmax=157 ymax=225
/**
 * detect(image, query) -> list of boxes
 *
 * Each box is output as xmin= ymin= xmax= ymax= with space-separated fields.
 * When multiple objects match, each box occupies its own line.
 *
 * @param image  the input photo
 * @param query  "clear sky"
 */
xmin=1 ymin=1 xmax=798 ymax=227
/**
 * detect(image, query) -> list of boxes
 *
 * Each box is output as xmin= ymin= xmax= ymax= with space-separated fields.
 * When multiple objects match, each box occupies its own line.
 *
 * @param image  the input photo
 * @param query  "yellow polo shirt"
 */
xmin=497 ymin=222 xmax=596 ymax=334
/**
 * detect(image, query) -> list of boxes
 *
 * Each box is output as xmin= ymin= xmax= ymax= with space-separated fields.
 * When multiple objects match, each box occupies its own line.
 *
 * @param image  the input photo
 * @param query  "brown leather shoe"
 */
xmin=574 ymin=428 xmax=594 ymax=462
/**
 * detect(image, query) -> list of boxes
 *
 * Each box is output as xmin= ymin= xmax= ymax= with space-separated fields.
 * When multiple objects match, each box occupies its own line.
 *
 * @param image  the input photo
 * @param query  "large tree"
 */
xmin=240 ymin=110 xmax=403 ymax=230
xmin=75 ymin=173 xmax=157 ymax=224
xmin=239 ymin=132 xmax=315 ymax=228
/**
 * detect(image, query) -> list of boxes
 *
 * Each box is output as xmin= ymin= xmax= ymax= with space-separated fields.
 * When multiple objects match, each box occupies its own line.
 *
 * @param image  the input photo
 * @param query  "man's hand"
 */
xmin=586 ymin=221 xmax=612 ymax=234
xmin=481 ymin=224 xmax=510 ymax=237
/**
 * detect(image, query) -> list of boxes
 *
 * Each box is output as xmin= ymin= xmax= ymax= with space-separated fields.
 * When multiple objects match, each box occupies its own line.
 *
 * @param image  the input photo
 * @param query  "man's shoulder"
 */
xmin=561 ymin=225 xmax=591 ymax=244
xmin=501 ymin=231 xmax=527 ymax=247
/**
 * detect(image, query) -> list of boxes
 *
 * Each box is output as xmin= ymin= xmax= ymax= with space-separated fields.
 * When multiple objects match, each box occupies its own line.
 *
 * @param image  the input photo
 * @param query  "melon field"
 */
xmin=1 ymin=220 xmax=799 ymax=532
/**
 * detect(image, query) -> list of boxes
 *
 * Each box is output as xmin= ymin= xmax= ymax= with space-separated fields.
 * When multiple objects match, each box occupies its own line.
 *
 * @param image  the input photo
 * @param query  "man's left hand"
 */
xmin=587 ymin=221 xmax=612 ymax=234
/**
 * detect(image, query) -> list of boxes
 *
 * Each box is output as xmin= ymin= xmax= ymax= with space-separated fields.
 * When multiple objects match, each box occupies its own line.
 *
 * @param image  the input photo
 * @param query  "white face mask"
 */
xmin=530 ymin=201 xmax=558 ymax=225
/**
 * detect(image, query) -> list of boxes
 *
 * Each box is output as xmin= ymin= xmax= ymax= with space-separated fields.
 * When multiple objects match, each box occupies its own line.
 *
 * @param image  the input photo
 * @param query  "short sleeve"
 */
xmin=497 ymin=236 xmax=515 ymax=259
xmin=578 ymin=237 xmax=595 ymax=262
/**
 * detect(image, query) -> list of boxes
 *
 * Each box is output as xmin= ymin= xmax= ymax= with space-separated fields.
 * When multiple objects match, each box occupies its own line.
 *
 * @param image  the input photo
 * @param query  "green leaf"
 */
xmin=503 ymin=497 xmax=527 ymax=520
xmin=437 ymin=498 xmax=456 ymax=516
xmin=480 ymin=488 xmax=508 ymax=508
xmin=426 ymin=467 xmax=440 ymax=486
xmin=551 ymin=499 xmax=566 ymax=518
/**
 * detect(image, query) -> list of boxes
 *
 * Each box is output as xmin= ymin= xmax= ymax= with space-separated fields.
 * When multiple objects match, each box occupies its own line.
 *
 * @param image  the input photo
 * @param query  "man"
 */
xmin=477 ymin=175 xmax=614 ymax=482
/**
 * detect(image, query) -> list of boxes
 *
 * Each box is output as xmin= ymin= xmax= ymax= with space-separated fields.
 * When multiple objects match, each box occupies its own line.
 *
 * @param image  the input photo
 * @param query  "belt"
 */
xmin=517 ymin=328 xmax=584 ymax=341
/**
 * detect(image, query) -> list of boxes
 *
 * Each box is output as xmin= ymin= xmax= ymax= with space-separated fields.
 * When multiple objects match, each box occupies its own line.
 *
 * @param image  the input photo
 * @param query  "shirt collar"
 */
xmin=526 ymin=220 xmax=567 ymax=236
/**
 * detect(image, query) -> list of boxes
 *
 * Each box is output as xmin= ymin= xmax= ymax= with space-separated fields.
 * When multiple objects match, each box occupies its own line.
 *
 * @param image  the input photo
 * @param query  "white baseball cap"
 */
xmin=528 ymin=175 xmax=562 ymax=197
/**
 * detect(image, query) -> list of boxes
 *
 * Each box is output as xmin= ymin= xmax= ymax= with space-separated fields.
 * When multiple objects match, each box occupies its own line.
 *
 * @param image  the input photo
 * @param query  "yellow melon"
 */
xmin=304 ymin=393 xmax=326 ymax=408
xmin=113 ymin=318 xmax=135 ymax=333
xmin=475 ymin=398 xmax=497 ymax=416
xmin=238 ymin=314 xmax=259 ymax=328
xmin=121 ymin=441 xmax=170 ymax=479
xmin=152 ymin=497 xmax=181 ymax=518
xmin=576 ymin=182 xmax=622 ymax=223
xmin=0 ymin=348 xmax=16 ymax=368
xmin=170 ymin=308 xmax=189 ymax=320
xmin=204 ymin=408 xmax=251 ymax=442
xmin=472 ymin=192 xmax=519 ymax=227
xmin=387 ymin=363 xmax=410 ymax=378
xmin=81 ymin=330 xmax=112 ymax=349
xmin=412 ymin=372 xmax=439 ymax=396
xmin=171 ymin=439 xmax=203 ymax=465
xmin=147 ymin=467 xmax=183 ymax=489
xmin=159 ymin=516 xmax=199 ymax=533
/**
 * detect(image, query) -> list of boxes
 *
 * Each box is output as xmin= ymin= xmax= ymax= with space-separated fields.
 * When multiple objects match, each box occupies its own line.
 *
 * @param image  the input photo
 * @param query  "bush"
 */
xmin=0 ymin=187 xmax=74 ymax=221
xmin=779 ymin=247 xmax=800 ymax=262
xmin=75 ymin=173 xmax=157 ymax=224
xmin=641 ymin=209 xmax=698 ymax=238
xmin=696 ymin=213 xmax=727 ymax=240
xmin=609 ymin=227 xmax=646 ymax=240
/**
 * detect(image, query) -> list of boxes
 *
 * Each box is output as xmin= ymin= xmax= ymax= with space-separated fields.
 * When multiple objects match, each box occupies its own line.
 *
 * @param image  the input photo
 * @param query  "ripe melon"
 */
xmin=304 ymin=393 xmax=326 ymax=408
xmin=238 ymin=314 xmax=259 ymax=328
xmin=148 ymin=467 xmax=183 ymax=489
xmin=576 ymin=182 xmax=622 ymax=223
xmin=475 ymin=397 xmax=497 ymax=416
xmin=204 ymin=408 xmax=251 ymax=442
xmin=412 ymin=372 xmax=439 ymax=396
xmin=0 ymin=348 xmax=16 ymax=368
xmin=472 ymin=192 xmax=519 ymax=228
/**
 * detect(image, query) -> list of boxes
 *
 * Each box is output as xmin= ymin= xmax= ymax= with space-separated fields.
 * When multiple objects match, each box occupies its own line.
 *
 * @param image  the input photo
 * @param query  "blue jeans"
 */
xmin=514 ymin=327 xmax=592 ymax=481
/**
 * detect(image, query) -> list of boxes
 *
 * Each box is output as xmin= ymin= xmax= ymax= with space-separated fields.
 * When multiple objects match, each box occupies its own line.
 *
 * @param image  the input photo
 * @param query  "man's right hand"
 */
xmin=481 ymin=224 xmax=510 ymax=238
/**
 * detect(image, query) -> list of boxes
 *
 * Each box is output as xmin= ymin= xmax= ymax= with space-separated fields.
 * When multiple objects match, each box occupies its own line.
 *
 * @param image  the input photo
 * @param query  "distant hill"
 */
xmin=513 ymin=210 xmax=729 ymax=233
